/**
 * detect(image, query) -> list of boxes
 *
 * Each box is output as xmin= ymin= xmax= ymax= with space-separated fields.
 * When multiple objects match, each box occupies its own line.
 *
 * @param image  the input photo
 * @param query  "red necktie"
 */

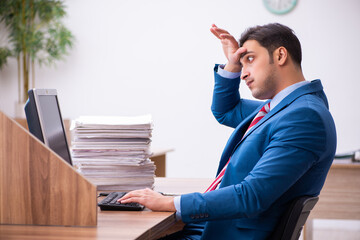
xmin=204 ymin=102 xmax=270 ymax=193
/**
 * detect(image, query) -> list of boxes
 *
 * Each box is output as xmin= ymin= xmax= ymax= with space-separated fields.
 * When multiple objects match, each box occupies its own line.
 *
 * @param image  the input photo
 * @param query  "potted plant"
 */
xmin=0 ymin=0 xmax=74 ymax=116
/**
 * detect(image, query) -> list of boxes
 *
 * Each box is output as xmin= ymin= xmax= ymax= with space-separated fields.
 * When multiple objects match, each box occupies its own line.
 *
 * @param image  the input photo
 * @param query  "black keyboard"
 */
xmin=98 ymin=192 xmax=145 ymax=211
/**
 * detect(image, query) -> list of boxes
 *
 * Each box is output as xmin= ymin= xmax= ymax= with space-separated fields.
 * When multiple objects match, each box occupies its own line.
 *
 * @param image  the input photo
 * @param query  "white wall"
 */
xmin=1 ymin=0 xmax=360 ymax=178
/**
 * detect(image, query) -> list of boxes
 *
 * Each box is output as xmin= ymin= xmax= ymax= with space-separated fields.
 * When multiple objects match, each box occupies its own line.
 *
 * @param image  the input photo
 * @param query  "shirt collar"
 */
xmin=270 ymin=81 xmax=309 ymax=111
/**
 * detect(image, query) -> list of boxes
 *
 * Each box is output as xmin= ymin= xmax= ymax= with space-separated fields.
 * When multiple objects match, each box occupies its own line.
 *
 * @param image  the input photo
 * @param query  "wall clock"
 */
xmin=263 ymin=0 xmax=298 ymax=15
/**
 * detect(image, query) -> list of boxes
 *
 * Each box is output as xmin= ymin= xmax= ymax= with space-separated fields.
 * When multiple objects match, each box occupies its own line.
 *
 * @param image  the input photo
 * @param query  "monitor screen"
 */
xmin=25 ymin=89 xmax=72 ymax=166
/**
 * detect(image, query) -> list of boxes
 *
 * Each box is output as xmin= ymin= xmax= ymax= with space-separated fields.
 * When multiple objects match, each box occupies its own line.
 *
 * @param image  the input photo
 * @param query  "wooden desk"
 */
xmin=305 ymin=160 xmax=360 ymax=239
xmin=1 ymin=161 xmax=357 ymax=239
xmin=0 ymin=178 xmax=210 ymax=240
xmin=2 ymin=114 xmax=178 ymax=238
xmin=0 ymin=210 xmax=175 ymax=240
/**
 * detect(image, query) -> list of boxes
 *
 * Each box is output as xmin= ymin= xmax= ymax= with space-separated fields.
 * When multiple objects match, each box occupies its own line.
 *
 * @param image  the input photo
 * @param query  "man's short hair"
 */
xmin=239 ymin=23 xmax=302 ymax=67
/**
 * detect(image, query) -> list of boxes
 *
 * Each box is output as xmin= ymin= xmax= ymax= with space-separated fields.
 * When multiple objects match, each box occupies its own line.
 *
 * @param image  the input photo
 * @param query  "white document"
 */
xmin=70 ymin=115 xmax=155 ymax=191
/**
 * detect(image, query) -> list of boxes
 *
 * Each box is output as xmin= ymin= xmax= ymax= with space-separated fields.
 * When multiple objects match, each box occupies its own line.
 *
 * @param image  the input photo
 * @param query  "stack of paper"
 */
xmin=70 ymin=115 xmax=155 ymax=191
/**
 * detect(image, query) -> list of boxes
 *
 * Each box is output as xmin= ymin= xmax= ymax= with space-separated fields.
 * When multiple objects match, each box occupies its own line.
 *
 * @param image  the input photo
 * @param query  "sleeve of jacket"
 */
xmin=180 ymin=106 xmax=331 ymax=223
xmin=211 ymin=65 xmax=262 ymax=128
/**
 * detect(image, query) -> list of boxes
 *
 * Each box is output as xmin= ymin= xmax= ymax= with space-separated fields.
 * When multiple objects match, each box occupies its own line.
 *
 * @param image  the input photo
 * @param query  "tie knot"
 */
xmin=260 ymin=102 xmax=270 ymax=114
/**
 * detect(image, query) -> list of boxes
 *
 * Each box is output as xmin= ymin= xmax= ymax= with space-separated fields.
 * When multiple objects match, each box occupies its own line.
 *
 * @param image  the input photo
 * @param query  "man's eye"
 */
xmin=247 ymin=56 xmax=254 ymax=62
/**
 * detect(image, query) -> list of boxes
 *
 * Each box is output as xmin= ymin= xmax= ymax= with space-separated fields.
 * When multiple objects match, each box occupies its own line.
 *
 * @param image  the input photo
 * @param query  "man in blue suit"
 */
xmin=120 ymin=23 xmax=337 ymax=239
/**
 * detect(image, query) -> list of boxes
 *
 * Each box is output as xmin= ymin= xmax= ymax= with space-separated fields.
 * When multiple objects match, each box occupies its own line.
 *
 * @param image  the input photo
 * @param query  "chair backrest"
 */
xmin=268 ymin=196 xmax=319 ymax=240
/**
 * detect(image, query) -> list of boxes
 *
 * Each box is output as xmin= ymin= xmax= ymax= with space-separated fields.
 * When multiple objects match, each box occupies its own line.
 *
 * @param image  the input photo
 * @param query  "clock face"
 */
xmin=263 ymin=0 xmax=297 ymax=15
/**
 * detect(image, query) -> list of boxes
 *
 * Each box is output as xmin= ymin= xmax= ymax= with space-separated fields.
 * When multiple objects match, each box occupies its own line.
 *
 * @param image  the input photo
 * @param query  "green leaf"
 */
xmin=0 ymin=47 xmax=12 ymax=69
xmin=0 ymin=0 xmax=74 ymax=66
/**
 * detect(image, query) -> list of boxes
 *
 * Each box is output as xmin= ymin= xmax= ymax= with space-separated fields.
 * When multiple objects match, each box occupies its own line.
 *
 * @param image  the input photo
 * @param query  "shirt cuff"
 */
xmin=217 ymin=64 xmax=241 ymax=79
xmin=174 ymin=196 xmax=182 ymax=221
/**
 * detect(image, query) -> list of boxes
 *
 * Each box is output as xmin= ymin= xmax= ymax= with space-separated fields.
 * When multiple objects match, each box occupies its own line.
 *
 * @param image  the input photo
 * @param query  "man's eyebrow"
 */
xmin=240 ymin=51 xmax=254 ymax=60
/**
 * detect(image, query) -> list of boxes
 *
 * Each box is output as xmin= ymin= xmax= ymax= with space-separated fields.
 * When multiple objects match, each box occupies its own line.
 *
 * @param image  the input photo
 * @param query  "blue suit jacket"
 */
xmin=180 ymin=66 xmax=337 ymax=239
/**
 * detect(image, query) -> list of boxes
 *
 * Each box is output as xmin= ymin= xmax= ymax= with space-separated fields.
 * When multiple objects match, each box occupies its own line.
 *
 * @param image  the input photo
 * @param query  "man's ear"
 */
xmin=274 ymin=47 xmax=288 ymax=66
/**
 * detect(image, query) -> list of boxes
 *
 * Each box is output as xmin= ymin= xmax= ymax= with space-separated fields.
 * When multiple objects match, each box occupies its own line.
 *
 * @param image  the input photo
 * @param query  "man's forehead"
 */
xmin=241 ymin=40 xmax=268 ymax=56
xmin=240 ymin=41 xmax=259 ymax=59
xmin=242 ymin=39 xmax=262 ymax=50
xmin=240 ymin=40 xmax=269 ymax=64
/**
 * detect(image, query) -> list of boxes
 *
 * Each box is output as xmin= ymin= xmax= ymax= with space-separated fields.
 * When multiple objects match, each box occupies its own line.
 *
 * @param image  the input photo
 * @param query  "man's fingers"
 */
xmin=236 ymin=47 xmax=247 ymax=56
xmin=219 ymin=34 xmax=240 ymax=51
xmin=114 ymin=188 xmax=175 ymax=212
xmin=118 ymin=190 xmax=142 ymax=202
xmin=118 ymin=188 xmax=154 ymax=203
xmin=118 ymin=192 xmax=144 ymax=204
xmin=213 ymin=27 xmax=230 ymax=35
xmin=210 ymin=25 xmax=231 ymax=40
xmin=120 ymin=196 xmax=142 ymax=204
xmin=210 ymin=27 xmax=221 ymax=39
xmin=210 ymin=27 xmax=228 ymax=39
xmin=219 ymin=33 xmax=237 ymax=42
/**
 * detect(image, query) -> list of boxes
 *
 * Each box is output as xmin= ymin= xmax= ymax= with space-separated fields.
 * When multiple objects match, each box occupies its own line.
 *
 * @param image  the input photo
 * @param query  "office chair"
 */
xmin=268 ymin=196 xmax=319 ymax=240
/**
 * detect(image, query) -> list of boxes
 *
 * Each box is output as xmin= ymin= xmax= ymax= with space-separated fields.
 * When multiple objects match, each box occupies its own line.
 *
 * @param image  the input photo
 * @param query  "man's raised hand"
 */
xmin=210 ymin=24 xmax=246 ymax=72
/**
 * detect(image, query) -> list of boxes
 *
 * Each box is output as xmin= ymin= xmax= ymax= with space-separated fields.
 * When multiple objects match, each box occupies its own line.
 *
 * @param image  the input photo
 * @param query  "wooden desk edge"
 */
xmin=137 ymin=213 xmax=177 ymax=240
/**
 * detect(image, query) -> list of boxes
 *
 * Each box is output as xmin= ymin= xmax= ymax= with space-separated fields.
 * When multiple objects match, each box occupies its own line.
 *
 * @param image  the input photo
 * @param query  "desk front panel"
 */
xmin=0 ymin=208 xmax=175 ymax=240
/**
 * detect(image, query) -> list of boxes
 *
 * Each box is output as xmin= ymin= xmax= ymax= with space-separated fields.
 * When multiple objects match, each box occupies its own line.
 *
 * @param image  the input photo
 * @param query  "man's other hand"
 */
xmin=118 ymin=188 xmax=176 ymax=212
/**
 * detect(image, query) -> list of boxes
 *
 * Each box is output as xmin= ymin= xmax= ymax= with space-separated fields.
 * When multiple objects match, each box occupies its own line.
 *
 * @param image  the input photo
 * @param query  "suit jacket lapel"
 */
xmin=216 ymin=112 xmax=257 ymax=174
xmin=240 ymin=80 xmax=325 ymax=142
xmin=216 ymin=80 xmax=325 ymax=175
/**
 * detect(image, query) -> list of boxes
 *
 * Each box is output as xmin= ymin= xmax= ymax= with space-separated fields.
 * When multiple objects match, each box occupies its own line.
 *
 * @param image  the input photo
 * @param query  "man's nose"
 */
xmin=241 ymin=69 xmax=249 ymax=80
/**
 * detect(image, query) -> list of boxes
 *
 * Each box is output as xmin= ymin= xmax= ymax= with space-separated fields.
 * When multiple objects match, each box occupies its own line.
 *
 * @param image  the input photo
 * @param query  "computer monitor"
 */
xmin=24 ymin=89 xmax=72 ymax=166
